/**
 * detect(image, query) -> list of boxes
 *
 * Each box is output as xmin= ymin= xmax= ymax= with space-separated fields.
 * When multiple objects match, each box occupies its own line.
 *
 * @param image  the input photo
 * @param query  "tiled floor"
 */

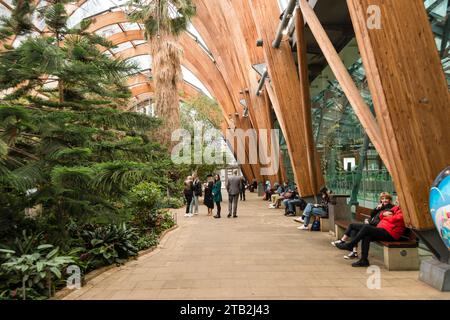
xmin=63 ymin=192 xmax=450 ymax=300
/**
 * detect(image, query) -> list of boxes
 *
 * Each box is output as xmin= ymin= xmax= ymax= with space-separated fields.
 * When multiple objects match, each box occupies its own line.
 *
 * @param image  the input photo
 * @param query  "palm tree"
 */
xmin=127 ymin=0 xmax=196 ymax=147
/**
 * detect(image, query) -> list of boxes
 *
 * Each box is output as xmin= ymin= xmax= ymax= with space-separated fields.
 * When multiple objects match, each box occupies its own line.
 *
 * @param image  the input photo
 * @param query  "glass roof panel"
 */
xmin=121 ymin=22 xmax=141 ymax=31
xmin=110 ymin=41 xmax=133 ymax=53
xmin=181 ymin=65 xmax=211 ymax=98
xmin=128 ymin=55 xmax=152 ymax=71
xmin=0 ymin=3 xmax=11 ymax=19
xmin=96 ymin=24 xmax=122 ymax=38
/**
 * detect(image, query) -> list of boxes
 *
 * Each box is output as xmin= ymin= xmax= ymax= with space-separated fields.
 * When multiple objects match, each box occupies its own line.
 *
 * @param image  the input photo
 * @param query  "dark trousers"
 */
xmin=228 ymin=194 xmax=239 ymax=216
xmin=347 ymin=224 xmax=394 ymax=260
xmin=240 ymin=189 xmax=246 ymax=201
xmin=185 ymin=194 xmax=193 ymax=213
xmin=215 ymin=201 xmax=221 ymax=216
xmin=344 ymin=223 xmax=365 ymax=239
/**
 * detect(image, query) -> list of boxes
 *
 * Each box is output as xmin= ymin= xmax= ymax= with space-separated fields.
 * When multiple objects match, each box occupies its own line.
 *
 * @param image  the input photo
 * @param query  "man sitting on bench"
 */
xmin=296 ymin=186 xmax=331 ymax=230
xmin=334 ymin=204 xmax=406 ymax=267
xmin=331 ymin=192 xmax=394 ymax=260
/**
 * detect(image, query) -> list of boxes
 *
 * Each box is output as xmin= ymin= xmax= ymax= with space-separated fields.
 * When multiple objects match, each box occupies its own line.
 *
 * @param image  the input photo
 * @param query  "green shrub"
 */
xmin=155 ymin=209 xmax=176 ymax=234
xmin=160 ymin=196 xmax=184 ymax=209
xmin=135 ymin=233 xmax=159 ymax=251
xmin=129 ymin=181 xmax=163 ymax=230
xmin=0 ymin=243 xmax=74 ymax=300
xmin=79 ymin=223 xmax=139 ymax=266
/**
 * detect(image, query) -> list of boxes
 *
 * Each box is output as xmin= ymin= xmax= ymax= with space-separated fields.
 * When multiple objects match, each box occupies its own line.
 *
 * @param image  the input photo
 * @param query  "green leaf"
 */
xmin=46 ymin=248 xmax=59 ymax=259
xmin=37 ymin=244 xmax=54 ymax=250
xmin=36 ymin=261 xmax=44 ymax=272
xmin=50 ymin=267 xmax=61 ymax=278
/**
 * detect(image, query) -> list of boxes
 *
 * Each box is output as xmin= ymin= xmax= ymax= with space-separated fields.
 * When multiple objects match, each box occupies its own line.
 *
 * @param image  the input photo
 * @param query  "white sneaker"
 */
xmin=193 ymin=212 xmax=198 ymax=215
xmin=184 ymin=213 xmax=190 ymax=217
xmin=344 ymin=251 xmax=359 ymax=260
xmin=297 ymin=225 xmax=309 ymax=230
xmin=268 ymin=204 xmax=275 ymax=208
xmin=187 ymin=214 xmax=193 ymax=218
xmin=331 ymin=240 xmax=344 ymax=247
xmin=294 ymin=217 xmax=304 ymax=223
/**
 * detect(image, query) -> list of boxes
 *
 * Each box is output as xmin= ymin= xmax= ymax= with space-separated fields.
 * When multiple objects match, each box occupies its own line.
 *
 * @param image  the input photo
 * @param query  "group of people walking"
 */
xmin=183 ymin=169 xmax=246 ymax=219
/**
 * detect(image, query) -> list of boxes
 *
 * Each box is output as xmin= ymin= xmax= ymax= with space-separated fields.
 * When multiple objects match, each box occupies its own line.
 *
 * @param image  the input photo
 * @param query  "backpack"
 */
xmin=311 ymin=219 xmax=321 ymax=231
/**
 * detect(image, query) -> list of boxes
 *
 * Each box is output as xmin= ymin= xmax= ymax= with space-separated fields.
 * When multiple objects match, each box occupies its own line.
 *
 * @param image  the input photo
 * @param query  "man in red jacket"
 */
xmin=336 ymin=206 xmax=406 ymax=267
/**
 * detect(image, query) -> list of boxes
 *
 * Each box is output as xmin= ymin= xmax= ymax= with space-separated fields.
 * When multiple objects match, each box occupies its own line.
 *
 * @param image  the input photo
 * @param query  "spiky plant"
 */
xmin=127 ymin=0 xmax=196 ymax=147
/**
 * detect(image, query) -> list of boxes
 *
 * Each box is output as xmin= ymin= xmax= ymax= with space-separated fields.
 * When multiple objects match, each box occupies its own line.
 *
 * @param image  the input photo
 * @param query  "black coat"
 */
xmin=203 ymin=181 xmax=214 ymax=208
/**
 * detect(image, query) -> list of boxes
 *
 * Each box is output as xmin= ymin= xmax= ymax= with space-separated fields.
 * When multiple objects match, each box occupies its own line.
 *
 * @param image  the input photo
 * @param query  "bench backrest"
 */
xmin=355 ymin=206 xmax=417 ymax=242
xmin=355 ymin=206 xmax=372 ymax=221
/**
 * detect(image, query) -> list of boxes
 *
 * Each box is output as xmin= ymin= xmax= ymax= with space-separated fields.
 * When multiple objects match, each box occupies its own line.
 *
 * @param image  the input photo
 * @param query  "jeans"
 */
xmin=303 ymin=203 xmax=327 ymax=226
xmin=287 ymin=199 xmax=304 ymax=213
xmin=347 ymin=225 xmax=394 ymax=260
xmin=228 ymin=194 xmax=239 ymax=216
xmin=185 ymin=194 xmax=193 ymax=213
xmin=282 ymin=199 xmax=290 ymax=213
xmin=190 ymin=195 xmax=199 ymax=213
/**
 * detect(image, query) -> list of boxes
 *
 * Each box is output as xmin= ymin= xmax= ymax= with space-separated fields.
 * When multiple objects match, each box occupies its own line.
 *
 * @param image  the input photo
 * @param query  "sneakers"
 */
xmin=344 ymin=251 xmax=359 ymax=260
xmin=227 ymin=214 xmax=232 ymax=218
xmin=185 ymin=213 xmax=193 ymax=218
xmin=184 ymin=213 xmax=190 ymax=217
xmin=193 ymin=212 xmax=198 ymax=215
xmin=294 ymin=216 xmax=305 ymax=223
xmin=297 ymin=225 xmax=309 ymax=230
xmin=336 ymin=242 xmax=353 ymax=251
xmin=268 ymin=204 xmax=276 ymax=209
xmin=351 ymin=259 xmax=370 ymax=267
xmin=331 ymin=239 xmax=345 ymax=247
xmin=214 ymin=215 xmax=220 ymax=219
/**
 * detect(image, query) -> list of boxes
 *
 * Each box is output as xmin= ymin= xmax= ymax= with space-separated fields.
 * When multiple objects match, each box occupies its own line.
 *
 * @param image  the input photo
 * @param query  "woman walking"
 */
xmin=212 ymin=174 xmax=223 ymax=218
xmin=204 ymin=175 xmax=214 ymax=216
xmin=183 ymin=176 xmax=194 ymax=217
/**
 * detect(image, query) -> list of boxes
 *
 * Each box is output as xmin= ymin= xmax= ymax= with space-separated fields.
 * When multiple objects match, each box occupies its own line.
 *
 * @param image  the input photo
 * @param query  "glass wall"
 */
xmin=309 ymin=0 xmax=449 ymax=208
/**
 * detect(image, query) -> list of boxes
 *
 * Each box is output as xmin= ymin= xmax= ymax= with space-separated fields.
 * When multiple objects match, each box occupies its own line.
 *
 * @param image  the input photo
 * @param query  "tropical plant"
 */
xmin=135 ymin=232 xmax=159 ymax=251
xmin=128 ymin=0 xmax=196 ymax=146
xmin=79 ymin=223 xmax=139 ymax=266
xmin=0 ymin=244 xmax=74 ymax=300
xmin=129 ymin=181 xmax=163 ymax=229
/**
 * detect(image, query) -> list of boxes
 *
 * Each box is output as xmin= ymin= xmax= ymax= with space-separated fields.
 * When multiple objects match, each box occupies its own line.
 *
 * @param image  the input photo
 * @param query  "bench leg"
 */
xmin=383 ymin=247 xmax=420 ymax=271
xmin=320 ymin=218 xmax=330 ymax=232
xmin=334 ymin=225 xmax=345 ymax=240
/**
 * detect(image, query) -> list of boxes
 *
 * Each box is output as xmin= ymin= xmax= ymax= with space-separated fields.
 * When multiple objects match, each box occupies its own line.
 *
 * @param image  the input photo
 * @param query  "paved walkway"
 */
xmin=64 ymin=192 xmax=450 ymax=300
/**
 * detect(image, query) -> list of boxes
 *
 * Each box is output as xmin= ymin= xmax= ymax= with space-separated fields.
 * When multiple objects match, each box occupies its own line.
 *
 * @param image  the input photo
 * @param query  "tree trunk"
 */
xmin=150 ymin=32 xmax=182 ymax=151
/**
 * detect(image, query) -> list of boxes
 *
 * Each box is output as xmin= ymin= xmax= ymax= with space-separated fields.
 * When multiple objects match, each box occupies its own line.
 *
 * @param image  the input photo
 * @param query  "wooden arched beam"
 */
xmin=127 ymin=73 xmax=201 ymax=98
xmin=76 ymin=9 xmax=258 ymax=181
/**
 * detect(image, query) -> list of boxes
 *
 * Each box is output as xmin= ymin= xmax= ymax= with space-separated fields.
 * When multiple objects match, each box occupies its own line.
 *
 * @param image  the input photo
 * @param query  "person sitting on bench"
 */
xmin=269 ymin=183 xmax=285 ymax=208
xmin=331 ymin=192 xmax=394 ymax=260
xmin=335 ymin=204 xmax=406 ymax=267
xmin=296 ymin=186 xmax=331 ymax=229
xmin=282 ymin=187 xmax=298 ymax=214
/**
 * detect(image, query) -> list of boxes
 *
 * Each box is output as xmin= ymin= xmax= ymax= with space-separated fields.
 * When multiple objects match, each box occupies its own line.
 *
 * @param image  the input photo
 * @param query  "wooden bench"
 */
xmin=335 ymin=206 xmax=419 ymax=271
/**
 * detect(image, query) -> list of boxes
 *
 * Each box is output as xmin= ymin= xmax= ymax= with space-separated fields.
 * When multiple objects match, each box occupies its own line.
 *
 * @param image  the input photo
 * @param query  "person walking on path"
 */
xmin=183 ymin=176 xmax=194 ymax=217
xmin=203 ymin=174 xmax=214 ymax=216
xmin=190 ymin=173 xmax=201 ymax=215
xmin=226 ymin=169 xmax=242 ymax=218
xmin=212 ymin=174 xmax=222 ymax=218
xmin=239 ymin=177 xmax=247 ymax=201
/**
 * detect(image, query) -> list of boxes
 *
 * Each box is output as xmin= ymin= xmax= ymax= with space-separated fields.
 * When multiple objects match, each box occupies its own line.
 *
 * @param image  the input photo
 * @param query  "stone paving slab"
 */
xmin=63 ymin=192 xmax=450 ymax=300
